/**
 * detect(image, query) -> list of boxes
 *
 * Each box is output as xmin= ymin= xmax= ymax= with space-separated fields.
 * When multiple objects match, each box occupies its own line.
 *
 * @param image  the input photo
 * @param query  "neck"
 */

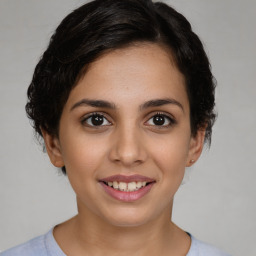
xmin=53 ymin=199 xmax=190 ymax=256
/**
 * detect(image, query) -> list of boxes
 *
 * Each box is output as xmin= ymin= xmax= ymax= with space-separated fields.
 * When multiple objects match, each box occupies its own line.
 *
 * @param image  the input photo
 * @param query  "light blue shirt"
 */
xmin=0 ymin=229 xmax=231 ymax=256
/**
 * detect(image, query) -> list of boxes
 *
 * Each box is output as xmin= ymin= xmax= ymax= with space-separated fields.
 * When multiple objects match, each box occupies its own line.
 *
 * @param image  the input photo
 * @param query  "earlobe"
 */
xmin=41 ymin=129 xmax=64 ymax=168
xmin=186 ymin=129 xmax=206 ymax=167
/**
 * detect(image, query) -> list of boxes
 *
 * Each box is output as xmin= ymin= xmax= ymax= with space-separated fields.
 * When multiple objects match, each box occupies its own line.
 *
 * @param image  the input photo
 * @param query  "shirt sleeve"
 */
xmin=187 ymin=235 xmax=231 ymax=256
xmin=0 ymin=235 xmax=48 ymax=256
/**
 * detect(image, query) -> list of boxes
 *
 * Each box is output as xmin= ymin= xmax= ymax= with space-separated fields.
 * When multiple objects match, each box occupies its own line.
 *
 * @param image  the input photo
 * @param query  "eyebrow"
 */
xmin=140 ymin=98 xmax=184 ymax=112
xmin=70 ymin=99 xmax=116 ymax=111
xmin=70 ymin=98 xmax=184 ymax=112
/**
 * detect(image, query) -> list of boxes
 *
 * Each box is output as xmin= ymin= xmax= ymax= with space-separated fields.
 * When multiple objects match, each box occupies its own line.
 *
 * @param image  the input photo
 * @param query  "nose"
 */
xmin=108 ymin=124 xmax=147 ymax=167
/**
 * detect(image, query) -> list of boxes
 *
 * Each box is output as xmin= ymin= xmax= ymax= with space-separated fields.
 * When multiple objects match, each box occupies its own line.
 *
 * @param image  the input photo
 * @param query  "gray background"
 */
xmin=0 ymin=0 xmax=255 ymax=255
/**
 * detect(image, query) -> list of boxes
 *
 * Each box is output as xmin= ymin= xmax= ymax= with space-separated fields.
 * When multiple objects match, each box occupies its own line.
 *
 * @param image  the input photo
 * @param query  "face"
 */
xmin=43 ymin=43 xmax=204 ymax=227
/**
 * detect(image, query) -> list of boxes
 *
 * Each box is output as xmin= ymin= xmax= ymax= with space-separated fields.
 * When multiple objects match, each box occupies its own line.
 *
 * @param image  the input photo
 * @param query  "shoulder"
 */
xmin=0 ymin=229 xmax=64 ymax=256
xmin=187 ymin=235 xmax=231 ymax=256
xmin=0 ymin=234 xmax=47 ymax=256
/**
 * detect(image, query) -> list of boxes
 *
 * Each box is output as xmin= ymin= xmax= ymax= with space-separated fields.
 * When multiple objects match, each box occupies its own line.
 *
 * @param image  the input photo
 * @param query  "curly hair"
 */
xmin=25 ymin=0 xmax=216 ymax=174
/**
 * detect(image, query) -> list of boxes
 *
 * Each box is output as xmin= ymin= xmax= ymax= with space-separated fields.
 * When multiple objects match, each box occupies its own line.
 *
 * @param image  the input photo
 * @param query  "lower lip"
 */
xmin=100 ymin=182 xmax=154 ymax=202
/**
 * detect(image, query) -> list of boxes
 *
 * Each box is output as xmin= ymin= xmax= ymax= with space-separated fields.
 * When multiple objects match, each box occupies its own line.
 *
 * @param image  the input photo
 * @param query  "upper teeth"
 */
xmin=107 ymin=181 xmax=147 ymax=192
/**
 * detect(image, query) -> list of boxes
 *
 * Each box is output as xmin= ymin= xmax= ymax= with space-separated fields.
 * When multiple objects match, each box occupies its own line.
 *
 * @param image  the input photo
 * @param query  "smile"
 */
xmin=105 ymin=181 xmax=147 ymax=192
xmin=99 ymin=175 xmax=155 ymax=202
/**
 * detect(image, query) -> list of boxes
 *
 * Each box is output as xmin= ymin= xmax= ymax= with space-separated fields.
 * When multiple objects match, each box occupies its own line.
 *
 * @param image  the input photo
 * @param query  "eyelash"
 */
xmin=146 ymin=112 xmax=176 ymax=128
xmin=81 ymin=112 xmax=111 ymax=128
xmin=81 ymin=112 xmax=176 ymax=129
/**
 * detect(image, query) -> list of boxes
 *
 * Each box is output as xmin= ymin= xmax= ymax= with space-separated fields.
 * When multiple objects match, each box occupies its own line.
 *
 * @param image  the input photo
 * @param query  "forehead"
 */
xmin=66 ymin=43 xmax=189 ymax=111
xmin=86 ymin=43 xmax=180 ymax=82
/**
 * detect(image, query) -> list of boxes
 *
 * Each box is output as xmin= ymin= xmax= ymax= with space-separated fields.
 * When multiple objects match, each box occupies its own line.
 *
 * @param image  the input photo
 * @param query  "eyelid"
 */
xmin=144 ymin=111 xmax=177 ymax=127
xmin=81 ymin=111 xmax=112 ymax=127
xmin=80 ymin=111 xmax=176 ymax=129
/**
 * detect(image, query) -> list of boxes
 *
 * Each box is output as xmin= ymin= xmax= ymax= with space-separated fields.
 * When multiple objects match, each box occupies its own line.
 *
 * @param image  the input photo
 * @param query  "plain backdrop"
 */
xmin=0 ymin=0 xmax=255 ymax=255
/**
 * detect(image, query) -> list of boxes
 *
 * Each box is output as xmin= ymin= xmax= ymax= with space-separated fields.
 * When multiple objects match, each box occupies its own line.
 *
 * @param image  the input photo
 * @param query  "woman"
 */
xmin=1 ymin=0 xmax=231 ymax=255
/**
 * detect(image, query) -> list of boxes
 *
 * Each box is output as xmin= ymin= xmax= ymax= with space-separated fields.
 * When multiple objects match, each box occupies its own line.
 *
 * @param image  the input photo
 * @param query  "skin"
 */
xmin=42 ymin=43 xmax=205 ymax=256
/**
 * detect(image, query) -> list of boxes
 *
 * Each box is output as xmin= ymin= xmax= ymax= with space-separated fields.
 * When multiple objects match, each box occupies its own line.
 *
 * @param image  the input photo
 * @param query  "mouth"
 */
xmin=102 ymin=181 xmax=150 ymax=192
xmin=99 ymin=175 xmax=155 ymax=202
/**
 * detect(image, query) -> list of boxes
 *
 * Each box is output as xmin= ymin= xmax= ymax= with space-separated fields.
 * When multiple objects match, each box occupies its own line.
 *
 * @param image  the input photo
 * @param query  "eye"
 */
xmin=81 ymin=113 xmax=111 ymax=127
xmin=146 ymin=113 xmax=176 ymax=127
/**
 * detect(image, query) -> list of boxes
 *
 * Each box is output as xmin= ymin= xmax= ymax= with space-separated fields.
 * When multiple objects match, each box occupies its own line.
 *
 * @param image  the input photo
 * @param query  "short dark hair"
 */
xmin=26 ymin=0 xmax=216 ymax=174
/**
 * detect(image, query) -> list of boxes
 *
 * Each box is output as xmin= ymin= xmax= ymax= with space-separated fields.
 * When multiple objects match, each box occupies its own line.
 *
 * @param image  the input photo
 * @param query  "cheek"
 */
xmin=148 ymin=131 xmax=191 ymax=177
xmin=60 ymin=133 xmax=108 ymax=177
xmin=61 ymin=136 xmax=108 ymax=204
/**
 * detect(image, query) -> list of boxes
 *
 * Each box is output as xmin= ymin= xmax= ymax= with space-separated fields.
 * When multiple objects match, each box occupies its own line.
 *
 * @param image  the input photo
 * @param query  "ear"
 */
xmin=186 ymin=129 xmax=206 ymax=167
xmin=41 ymin=129 xmax=64 ymax=168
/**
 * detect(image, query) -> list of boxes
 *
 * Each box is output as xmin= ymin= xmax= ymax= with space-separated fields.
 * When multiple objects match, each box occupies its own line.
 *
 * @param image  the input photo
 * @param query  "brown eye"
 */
xmin=82 ymin=113 xmax=111 ymax=127
xmin=146 ymin=113 xmax=175 ymax=127
xmin=153 ymin=115 xmax=166 ymax=126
